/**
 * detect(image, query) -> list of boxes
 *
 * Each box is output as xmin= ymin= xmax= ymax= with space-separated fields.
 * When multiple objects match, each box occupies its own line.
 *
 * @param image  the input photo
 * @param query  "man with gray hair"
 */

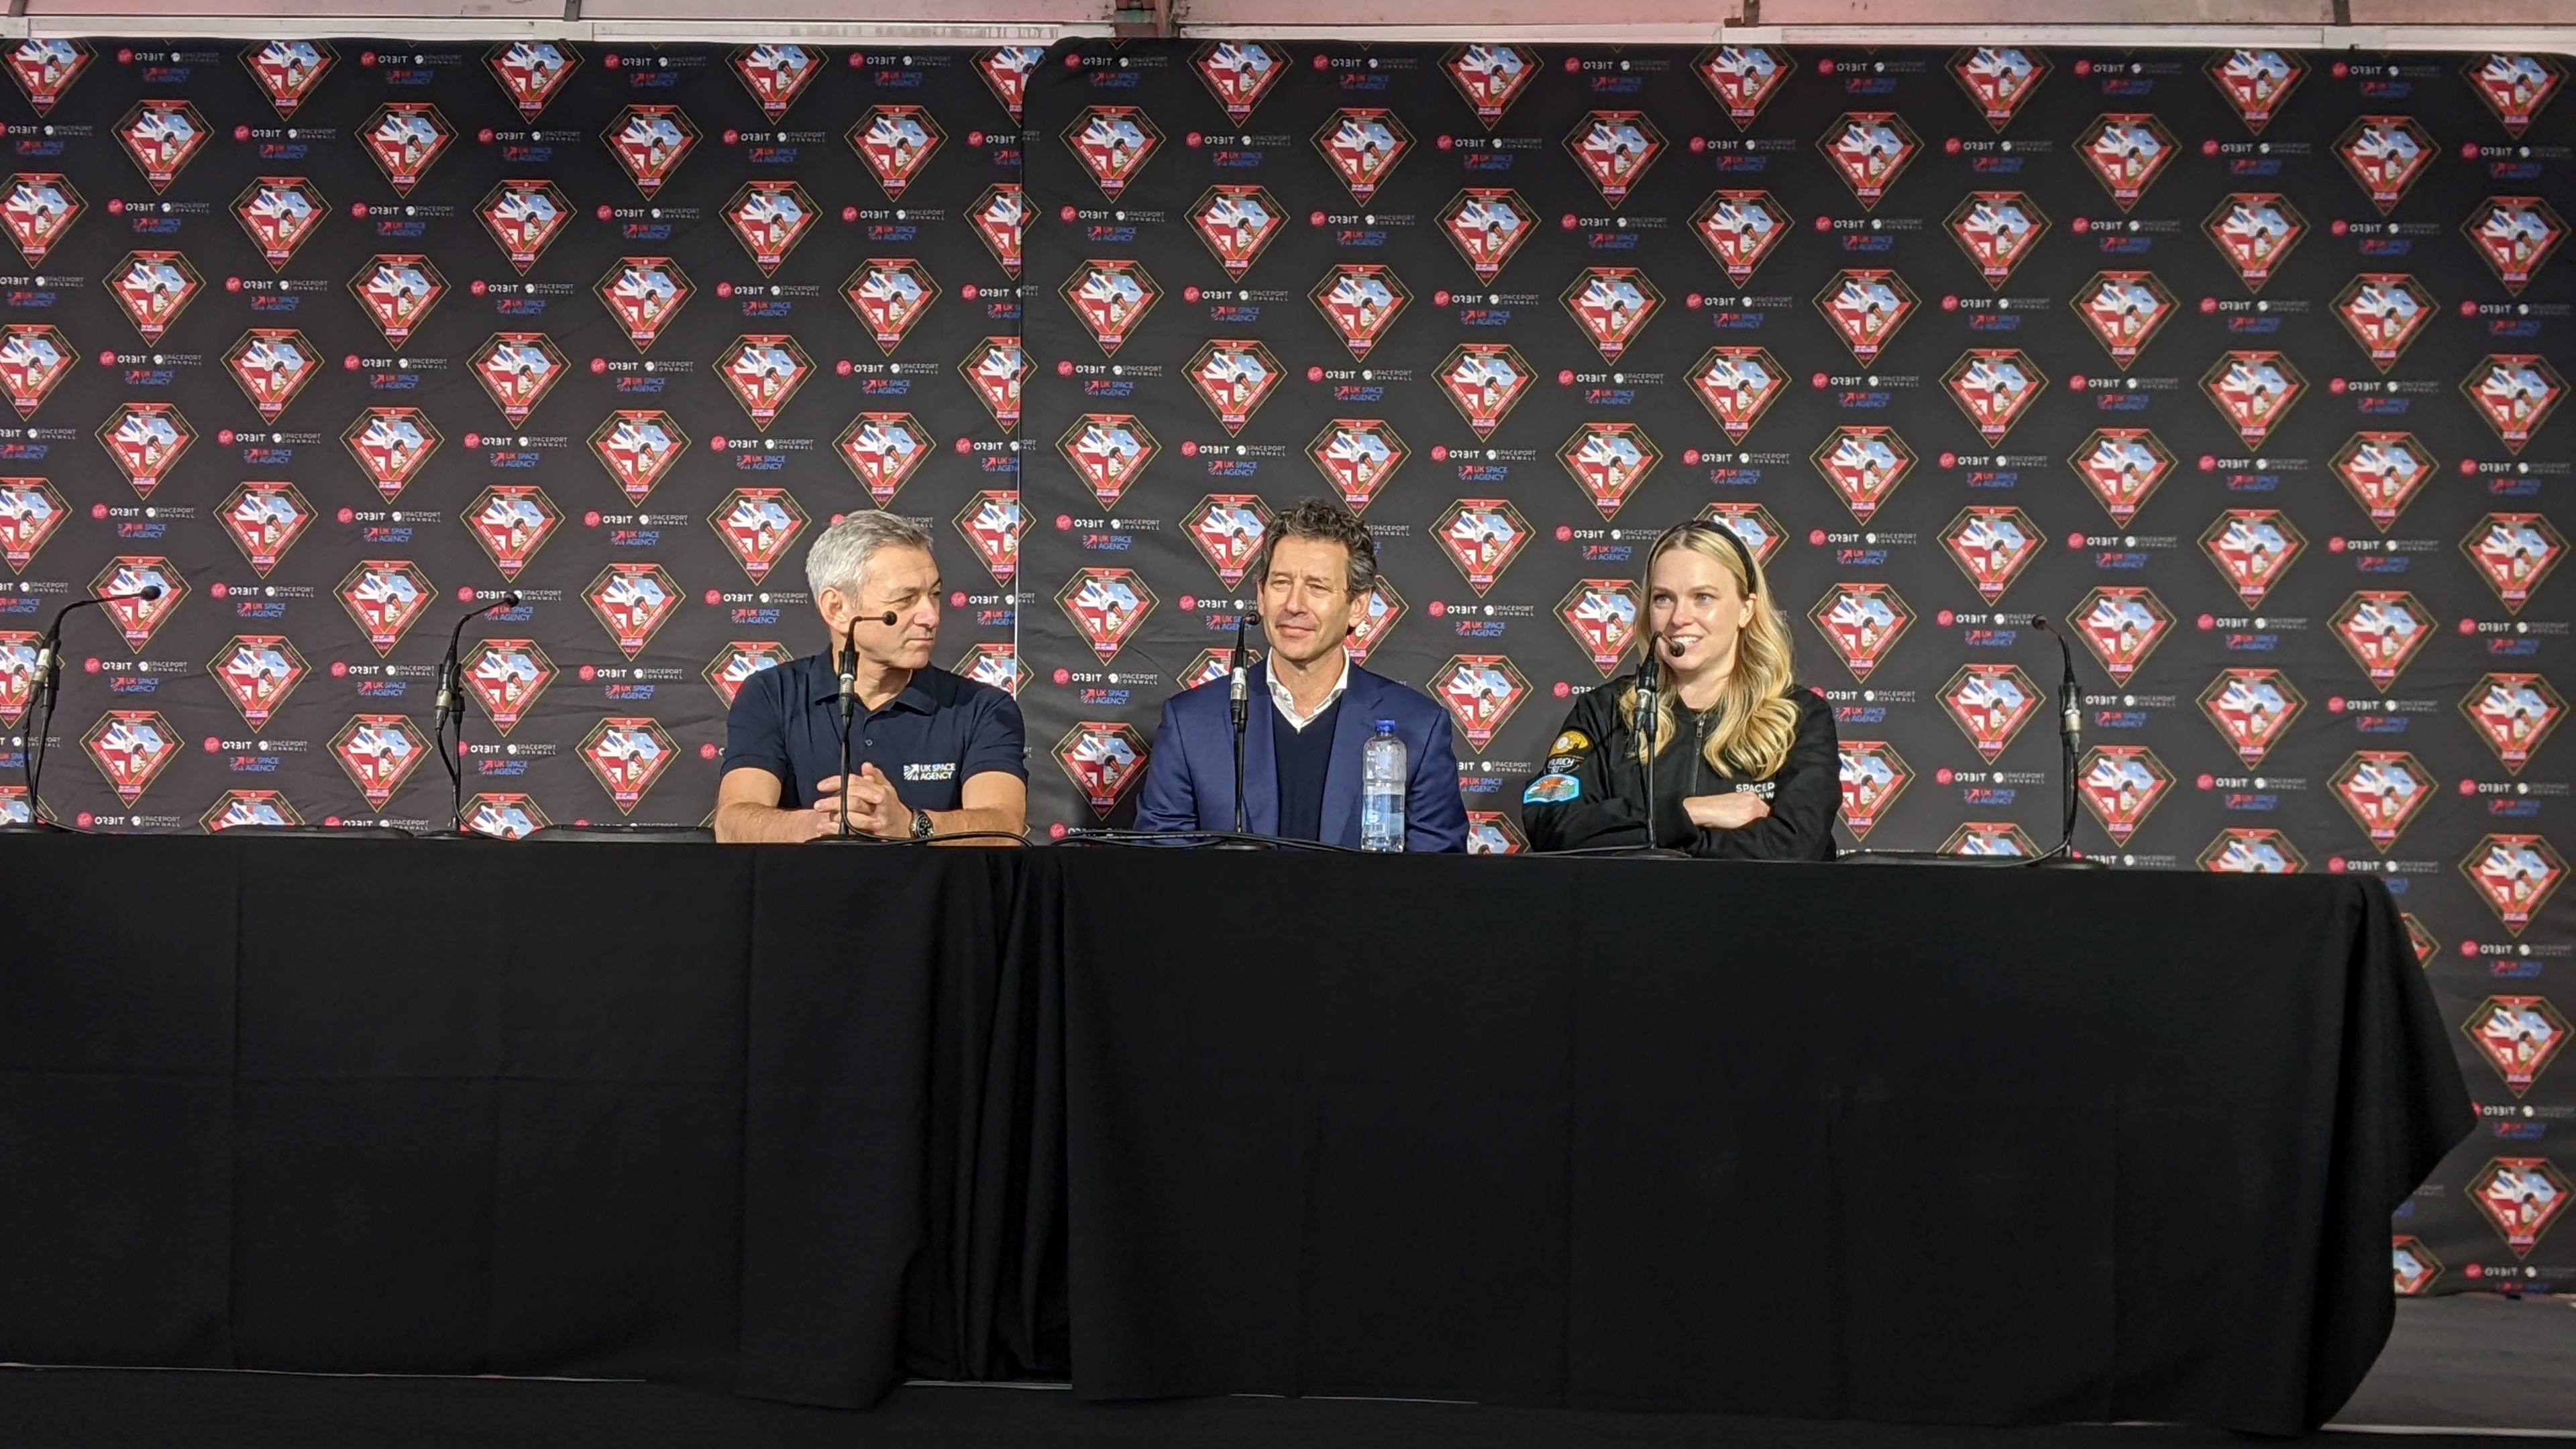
xmin=716 ymin=508 xmax=1026 ymax=843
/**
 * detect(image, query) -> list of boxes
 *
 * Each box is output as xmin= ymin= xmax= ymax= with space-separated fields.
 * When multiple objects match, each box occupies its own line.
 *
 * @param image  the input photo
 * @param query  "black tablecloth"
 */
xmin=1043 ymin=852 xmax=2473 ymax=1436
xmin=0 ymin=835 xmax=1044 ymax=1407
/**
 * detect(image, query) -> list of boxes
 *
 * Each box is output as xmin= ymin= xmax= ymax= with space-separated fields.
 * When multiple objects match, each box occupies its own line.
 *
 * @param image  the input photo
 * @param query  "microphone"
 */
xmin=1228 ymin=609 xmax=1261 ymax=835
xmin=19 ymin=584 xmax=169 ymax=826
xmin=2027 ymin=614 xmax=2088 ymax=865
xmin=1635 ymin=637 xmax=1662 ymax=849
xmin=435 ymin=592 xmax=521 ymax=836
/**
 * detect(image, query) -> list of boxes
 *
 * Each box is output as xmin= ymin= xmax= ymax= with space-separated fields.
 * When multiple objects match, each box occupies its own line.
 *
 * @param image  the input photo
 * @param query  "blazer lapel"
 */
xmin=1238 ymin=661 xmax=1281 ymax=836
xmin=1318 ymin=669 xmax=1378 ymax=847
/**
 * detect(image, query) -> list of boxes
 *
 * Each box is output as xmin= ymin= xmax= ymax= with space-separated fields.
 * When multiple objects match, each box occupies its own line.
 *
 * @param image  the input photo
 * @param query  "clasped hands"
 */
xmin=806 ymin=762 xmax=915 ymax=840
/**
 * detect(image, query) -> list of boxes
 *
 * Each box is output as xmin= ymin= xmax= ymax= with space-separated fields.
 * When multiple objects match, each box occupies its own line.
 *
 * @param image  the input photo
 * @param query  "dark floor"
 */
xmin=3 ymin=1297 xmax=2567 ymax=1448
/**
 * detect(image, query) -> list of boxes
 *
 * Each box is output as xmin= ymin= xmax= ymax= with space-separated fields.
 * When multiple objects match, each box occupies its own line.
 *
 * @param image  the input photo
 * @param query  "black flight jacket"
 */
xmin=1520 ymin=678 xmax=1840 ymax=860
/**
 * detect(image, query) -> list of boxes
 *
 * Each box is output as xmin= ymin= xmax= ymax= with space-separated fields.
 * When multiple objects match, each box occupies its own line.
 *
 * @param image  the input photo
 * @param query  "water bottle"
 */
xmin=1360 ymin=718 xmax=1405 ymax=853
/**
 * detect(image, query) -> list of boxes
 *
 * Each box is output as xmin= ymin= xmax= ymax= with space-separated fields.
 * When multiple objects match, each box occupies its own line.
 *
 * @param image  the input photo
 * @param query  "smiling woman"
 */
xmin=1521 ymin=519 xmax=1840 ymax=860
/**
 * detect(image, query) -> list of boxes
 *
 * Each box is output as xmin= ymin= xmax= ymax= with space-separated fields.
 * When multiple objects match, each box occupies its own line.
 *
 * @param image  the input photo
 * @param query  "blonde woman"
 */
xmin=1522 ymin=519 xmax=1839 ymax=859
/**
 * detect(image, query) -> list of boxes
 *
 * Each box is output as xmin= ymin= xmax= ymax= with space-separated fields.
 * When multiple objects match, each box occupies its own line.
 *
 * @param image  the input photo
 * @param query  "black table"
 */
xmin=1042 ymin=851 xmax=2473 ymax=1436
xmin=0 ymin=834 xmax=1044 ymax=1408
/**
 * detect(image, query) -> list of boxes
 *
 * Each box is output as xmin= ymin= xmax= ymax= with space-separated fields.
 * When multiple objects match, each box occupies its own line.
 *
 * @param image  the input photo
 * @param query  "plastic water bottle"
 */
xmin=1360 ymin=718 xmax=1405 ymax=853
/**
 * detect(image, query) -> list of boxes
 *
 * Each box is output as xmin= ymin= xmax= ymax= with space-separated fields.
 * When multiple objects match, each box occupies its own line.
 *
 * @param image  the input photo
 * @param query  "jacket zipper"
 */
xmin=1691 ymin=708 xmax=1708 ymax=794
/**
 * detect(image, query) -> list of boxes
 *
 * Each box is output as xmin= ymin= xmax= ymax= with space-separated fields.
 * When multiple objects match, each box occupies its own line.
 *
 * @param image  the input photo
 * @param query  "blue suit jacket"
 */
xmin=1134 ymin=661 xmax=1468 ymax=852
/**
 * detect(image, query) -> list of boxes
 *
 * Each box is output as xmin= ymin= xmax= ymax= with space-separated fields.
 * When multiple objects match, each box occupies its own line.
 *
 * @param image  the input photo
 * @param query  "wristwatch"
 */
xmin=908 ymin=807 xmax=934 ymax=841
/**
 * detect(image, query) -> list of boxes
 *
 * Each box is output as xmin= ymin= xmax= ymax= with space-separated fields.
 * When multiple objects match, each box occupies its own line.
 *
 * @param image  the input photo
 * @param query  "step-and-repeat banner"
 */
xmin=0 ymin=34 xmax=2563 ymax=1295
xmin=1012 ymin=40 xmax=2573 ymax=1297
xmin=0 ymin=37 xmax=1034 ymax=837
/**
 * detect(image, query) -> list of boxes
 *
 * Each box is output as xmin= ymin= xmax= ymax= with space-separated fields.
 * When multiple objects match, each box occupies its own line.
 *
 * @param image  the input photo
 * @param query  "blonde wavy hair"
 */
xmin=1618 ymin=520 xmax=1803 ymax=780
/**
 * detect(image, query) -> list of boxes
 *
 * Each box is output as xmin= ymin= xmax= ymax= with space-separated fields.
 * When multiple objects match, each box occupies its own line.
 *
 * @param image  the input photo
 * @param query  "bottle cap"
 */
xmin=1377 ymin=718 xmax=1396 ymax=731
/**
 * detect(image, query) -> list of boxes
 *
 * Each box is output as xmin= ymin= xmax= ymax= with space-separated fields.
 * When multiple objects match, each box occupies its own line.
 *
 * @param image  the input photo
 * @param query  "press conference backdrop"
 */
xmin=0 ymin=35 xmax=2561 ymax=1297
xmin=1010 ymin=41 xmax=2571 ymax=1301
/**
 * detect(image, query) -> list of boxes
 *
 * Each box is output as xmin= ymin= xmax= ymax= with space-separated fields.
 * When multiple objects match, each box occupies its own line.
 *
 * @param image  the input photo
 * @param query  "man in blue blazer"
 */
xmin=1136 ymin=498 xmax=1467 ymax=851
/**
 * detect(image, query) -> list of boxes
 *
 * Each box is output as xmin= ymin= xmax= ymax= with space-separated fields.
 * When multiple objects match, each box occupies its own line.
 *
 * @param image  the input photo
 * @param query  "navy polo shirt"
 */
xmin=720 ymin=653 xmax=1026 ymax=811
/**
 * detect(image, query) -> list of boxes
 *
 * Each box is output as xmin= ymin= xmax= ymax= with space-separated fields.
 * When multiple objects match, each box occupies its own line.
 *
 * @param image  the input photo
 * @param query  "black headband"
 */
xmin=1660 ymin=517 xmax=1761 ymax=593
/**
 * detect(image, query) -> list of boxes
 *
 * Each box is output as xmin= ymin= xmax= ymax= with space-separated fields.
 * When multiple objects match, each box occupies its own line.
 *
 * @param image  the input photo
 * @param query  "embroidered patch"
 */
xmin=1551 ymin=729 xmax=1592 ymax=754
xmin=1523 ymin=771 xmax=1580 ymax=804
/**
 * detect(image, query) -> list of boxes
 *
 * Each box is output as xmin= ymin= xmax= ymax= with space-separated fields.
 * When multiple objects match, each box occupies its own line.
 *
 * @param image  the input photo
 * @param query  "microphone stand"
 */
xmin=13 ymin=586 xmax=162 ymax=832
xmin=433 ymin=591 xmax=518 ymax=837
xmin=2027 ymin=615 xmax=2101 ymax=869
xmin=1226 ymin=608 xmax=1259 ymax=840
xmin=1635 ymin=649 xmax=1665 ymax=853
xmin=837 ymin=618 xmax=859 ymax=840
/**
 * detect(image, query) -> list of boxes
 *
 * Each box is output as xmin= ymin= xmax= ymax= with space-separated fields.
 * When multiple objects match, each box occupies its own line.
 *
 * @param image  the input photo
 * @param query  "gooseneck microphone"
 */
xmin=435 ymin=591 xmax=521 ymax=837
xmin=836 ymin=618 xmax=861 ymax=839
xmin=2027 ymin=614 xmax=2091 ymax=867
xmin=19 ymin=585 xmax=164 ymax=828
xmin=1635 ymin=639 xmax=1662 ymax=851
xmin=1227 ymin=609 xmax=1260 ymax=836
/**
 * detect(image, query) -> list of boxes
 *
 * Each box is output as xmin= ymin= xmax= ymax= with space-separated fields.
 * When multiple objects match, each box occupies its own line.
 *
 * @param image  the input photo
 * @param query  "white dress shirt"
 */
xmin=1267 ymin=652 xmax=1351 ymax=733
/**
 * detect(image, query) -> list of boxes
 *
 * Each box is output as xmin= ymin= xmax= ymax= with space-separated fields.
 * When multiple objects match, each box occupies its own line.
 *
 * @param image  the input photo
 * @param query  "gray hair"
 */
xmin=803 ymin=510 xmax=934 ymax=599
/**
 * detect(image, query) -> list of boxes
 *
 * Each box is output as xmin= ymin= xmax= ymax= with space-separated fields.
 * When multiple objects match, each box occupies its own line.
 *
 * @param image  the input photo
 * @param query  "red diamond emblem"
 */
xmin=2465 ymin=998 xmax=2570 ymax=1097
xmin=85 ymin=710 xmax=177 ymax=804
xmin=579 ymin=717 xmax=676 ymax=816
xmin=1183 ymin=493 xmax=1274 ymax=588
xmin=345 ymin=407 xmax=441 ymax=501
xmin=2465 ymin=513 xmax=2565 ymax=613
xmin=1945 ymin=190 xmax=2048 ymax=289
xmin=337 ymin=559 xmax=433 ymax=658
xmin=464 ymin=484 xmax=561 ymax=580
xmin=0 ymin=477 xmax=64 ymax=572
xmin=2332 ymin=431 xmax=2436 ymax=532
xmin=486 ymin=41 xmax=578 ymax=121
xmin=2207 ymin=49 xmax=2305 ymax=134
xmin=590 ymin=410 xmax=687 ymax=505
xmin=717 ymin=334 xmax=812 ymax=430
xmin=2465 ymin=197 xmax=2567 ymax=297
xmin=1566 ymin=111 xmax=1664 ymax=207
xmin=851 ymin=104 xmax=942 ymax=199
xmin=1057 ymin=568 xmax=1157 ymax=663
xmin=1438 ymin=342 xmax=1532 ymax=439
xmin=605 ymin=105 xmax=698 ymax=199
xmin=1558 ymin=579 xmax=1642 ymax=676
xmin=108 ymin=250 xmax=201 ymax=344
xmin=95 ymin=403 xmax=193 ymax=500
xmin=1696 ymin=45 xmax=1792 ymax=130
xmin=710 ymin=487 xmax=807 ymax=584
xmin=229 ymin=177 xmax=327 ymax=274
xmin=1057 ymin=721 xmax=1148 ymax=817
xmin=1701 ymin=502 xmax=1786 ymax=566
xmin=2073 ymin=270 xmax=2176 ymax=370
xmin=2205 ymin=193 xmax=2306 ymax=292
xmin=2337 ymin=116 xmax=2436 ymax=215
xmin=1193 ymin=42 xmax=1287 ymax=125
xmin=1943 ymin=348 xmax=2047 ymax=445
xmin=957 ymin=642 xmax=1020 ymax=698
xmin=1 ymin=173 xmax=80 ymax=267
xmin=1316 ymin=109 xmax=1411 ymax=205
xmin=960 ymin=338 xmax=1026 ymax=429
xmin=479 ymin=179 xmax=571 ymax=276
xmin=2462 ymin=674 xmax=2564 ymax=775
xmin=2463 ymin=354 xmax=2566 ymax=453
xmin=1064 ymin=106 xmax=1159 ymax=201
xmin=585 ymin=563 xmax=681 ymax=659
xmin=221 ymin=329 xmax=315 ymax=423
xmin=2463 ymin=839 xmax=2567 ymax=940
xmin=468 ymin=331 xmax=568 ymax=427
xmin=2333 ymin=273 xmax=2436 ymax=372
xmin=117 ymin=99 xmax=209 ymax=193
xmin=955 ymin=490 xmax=1023 ymax=584
xmin=1191 ymin=185 xmax=1285 ymax=281
xmin=1312 ymin=264 xmax=1409 ymax=360
xmin=1815 ymin=269 xmax=1917 ymax=366
xmin=209 ymin=635 xmax=308 ymax=729
xmin=2332 ymin=590 xmax=2434 ymax=689
xmin=5 ymin=40 xmax=89 ymax=117
xmin=2200 ymin=828 xmax=2306 ymax=874
xmin=1443 ymin=44 xmax=1538 ymax=130
xmin=91 ymin=557 xmax=184 ymax=651
xmin=1309 ymin=419 xmax=1408 ymax=514
xmin=837 ymin=412 xmax=932 ymax=506
xmin=724 ymin=180 xmax=816 ymax=278
xmin=1558 ymin=421 xmax=1660 ymax=521
xmin=1940 ymin=506 xmax=2041 ymax=603
xmin=1951 ymin=47 xmax=2049 ymax=132
xmin=1186 ymin=339 xmax=1282 ymax=436
xmin=2332 ymin=750 xmax=2435 ymax=850
xmin=2070 ymin=586 xmax=2173 ymax=685
xmin=1432 ymin=498 xmax=1531 ymax=596
xmin=2202 ymin=350 xmax=2306 ymax=447
xmin=2071 ymin=427 xmax=2174 ymax=527
xmin=2467 ymin=54 xmax=2565 ymax=138
xmin=1837 ymin=739 xmax=1910 ymax=841
xmin=1439 ymin=188 xmax=1537 ymax=284
xmin=1058 ymin=413 xmax=1159 ymax=510
xmin=596 ymin=257 xmax=690 ymax=352
xmin=975 ymin=46 xmax=1046 ymax=125
xmin=970 ymin=183 xmax=1025 ymax=278
xmin=1432 ymin=655 xmax=1530 ymax=751
xmin=1941 ymin=662 xmax=2043 ymax=761
xmin=1813 ymin=426 xmax=1915 ymax=525
xmin=362 ymin=103 xmax=452 ymax=197
xmin=1562 ymin=267 xmax=1660 ymax=364
xmin=2201 ymin=669 xmax=2304 ymax=767
xmin=1690 ymin=346 xmax=1786 ymax=444
xmin=1693 ymin=190 xmax=1791 ymax=287
xmin=1809 ymin=582 xmax=1913 ymax=680
xmin=350 ymin=254 xmax=447 ymax=350
xmin=2077 ymin=113 xmax=2178 ymax=212
xmin=732 ymin=44 xmax=823 ymax=122
xmin=845 ymin=258 xmax=939 ymax=356
xmin=465 ymin=639 xmax=553 ymax=735
xmin=1819 ymin=112 xmax=1919 ymax=211
xmin=0 ymin=323 xmax=69 ymax=419
xmin=1061 ymin=259 xmax=1161 ymax=356
xmin=1348 ymin=580 xmax=1405 ymax=664
xmin=705 ymin=641 xmax=792 ymax=710
xmin=217 ymin=480 xmax=313 ymax=577
xmin=2201 ymin=508 xmax=2304 ymax=606
xmin=2079 ymin=745 xmax=2172 ymax=844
